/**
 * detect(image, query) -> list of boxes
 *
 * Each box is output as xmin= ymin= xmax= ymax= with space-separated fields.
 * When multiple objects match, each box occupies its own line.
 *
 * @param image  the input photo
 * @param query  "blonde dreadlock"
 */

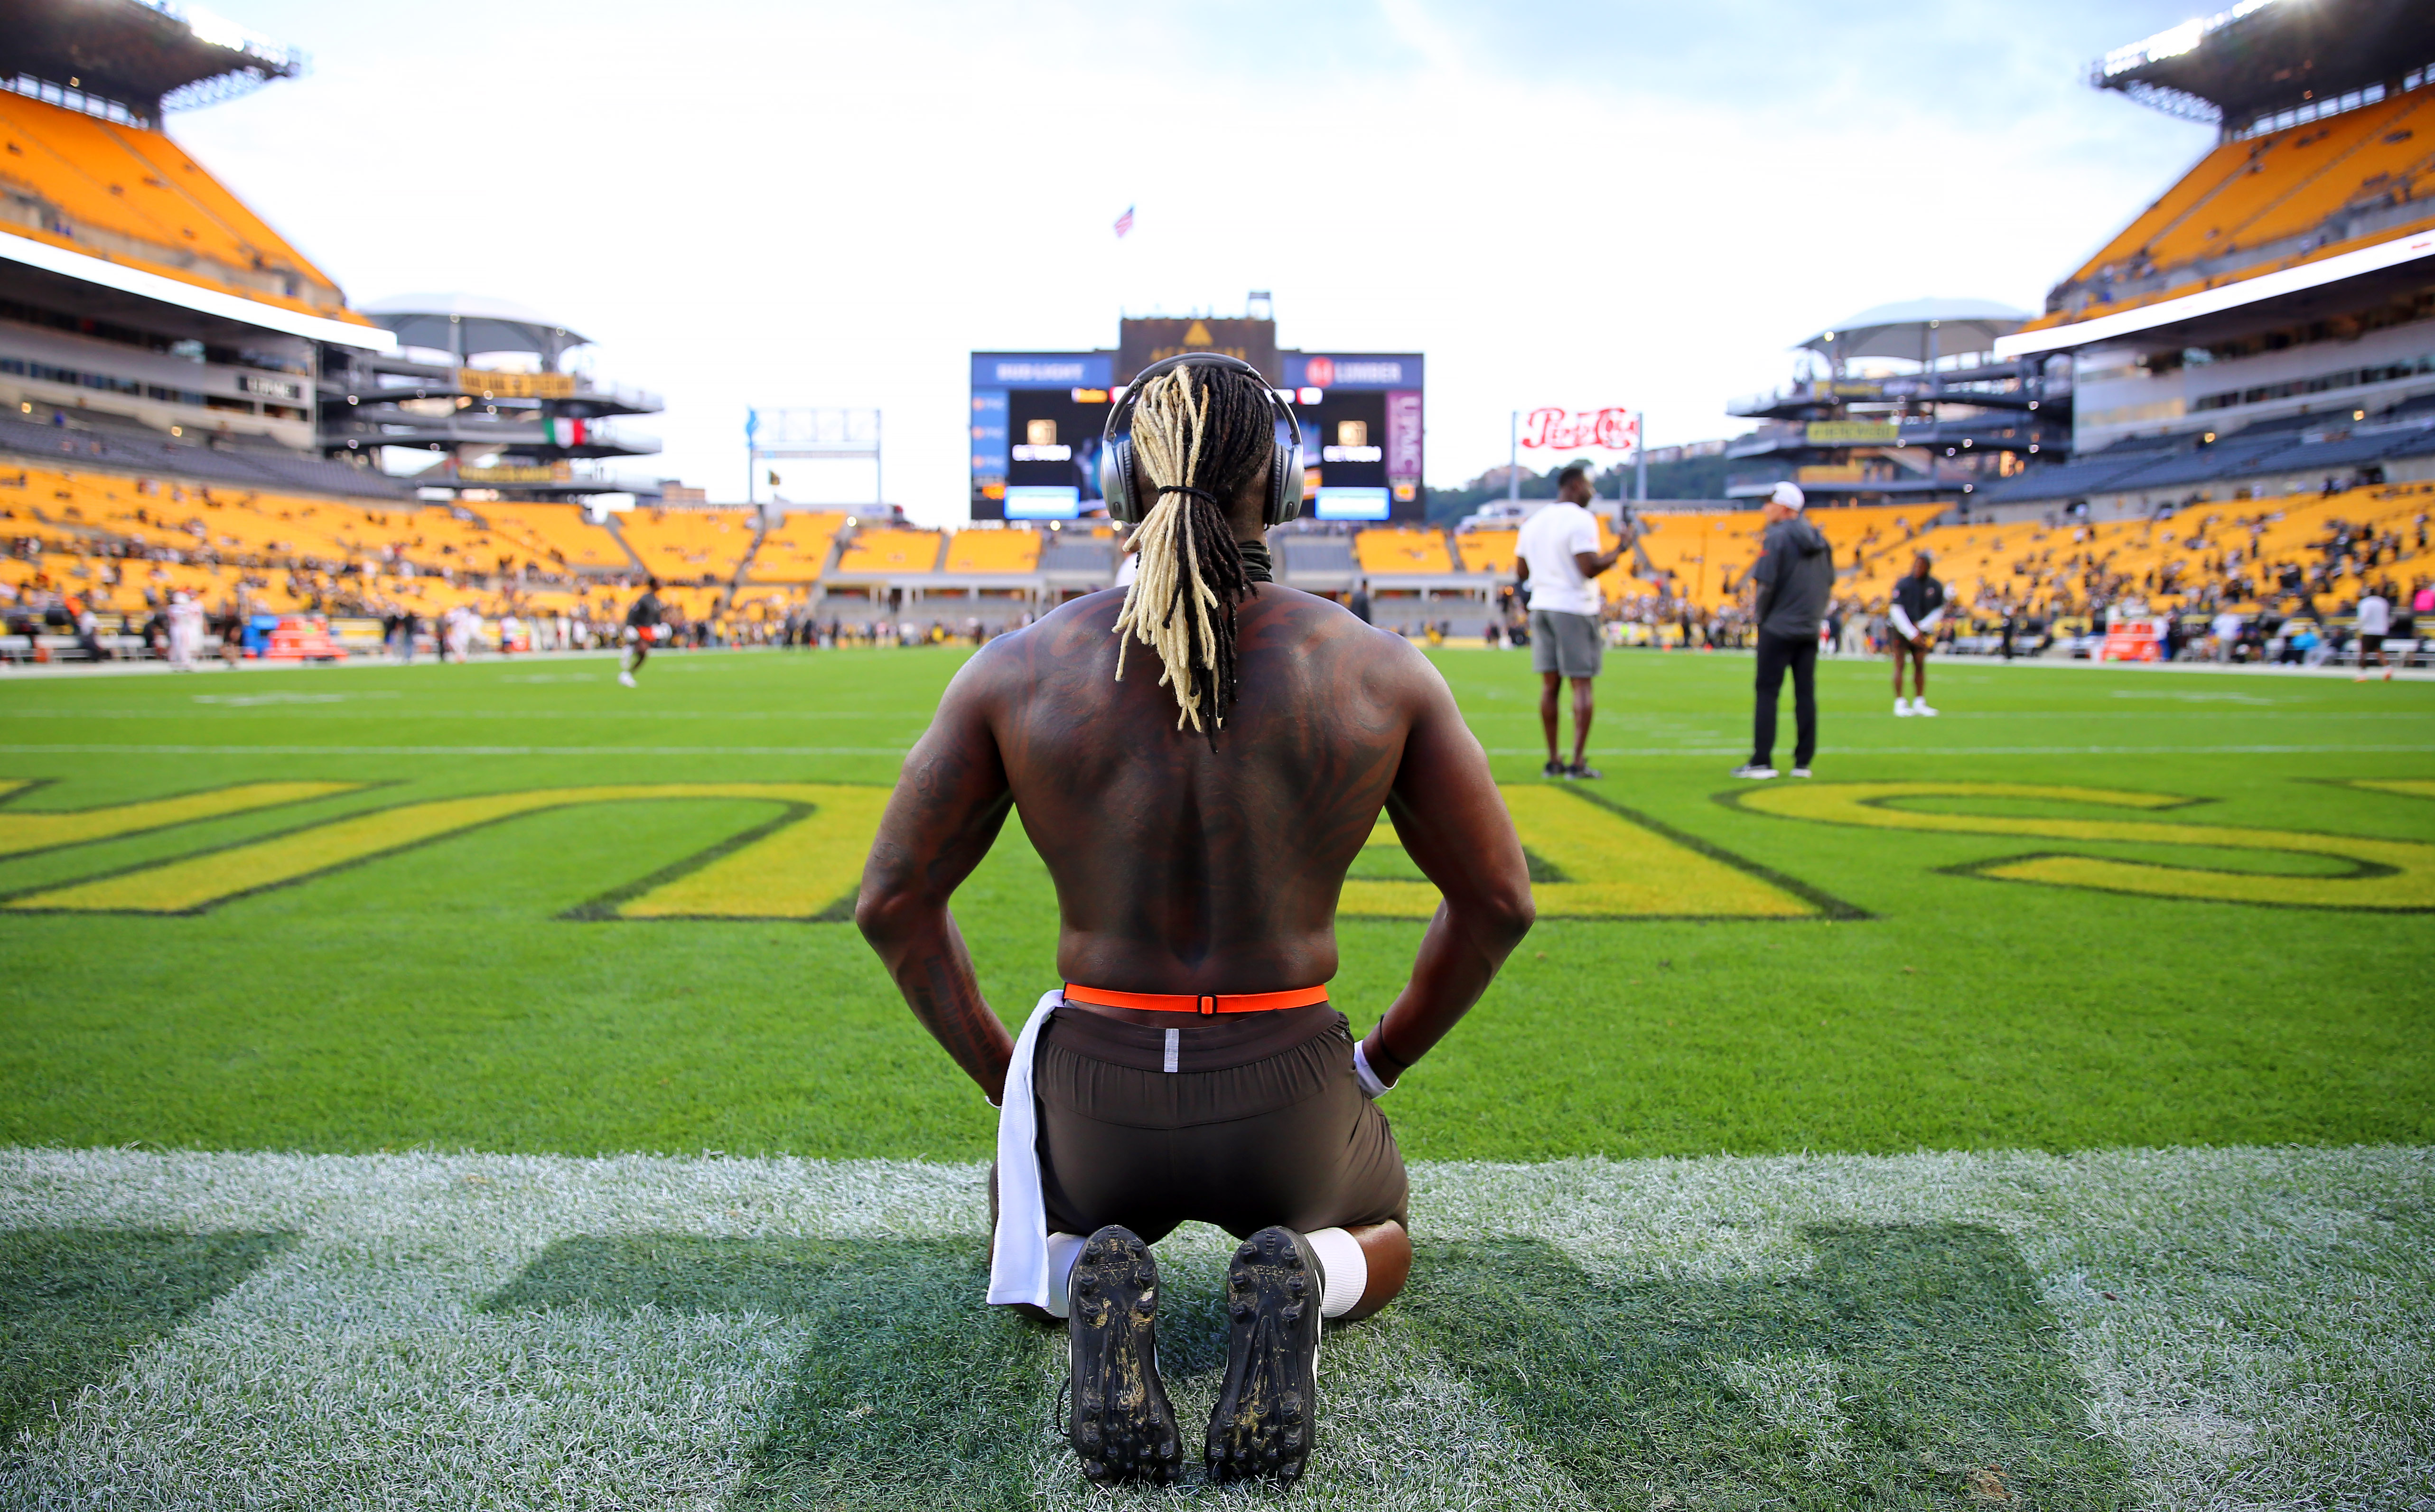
xmin=1111 ymin=363 xmax=1271 ymax=743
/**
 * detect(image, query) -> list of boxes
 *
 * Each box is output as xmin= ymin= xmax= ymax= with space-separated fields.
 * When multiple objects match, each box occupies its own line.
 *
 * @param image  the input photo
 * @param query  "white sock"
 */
xmin=1303 ymin=1227 xmax=1367 ymax=1320
xmin=1043 ymin=1232 xmax=1087 ymax=1319
xmin=1894 ymin=697 xmax=1909 ymax=712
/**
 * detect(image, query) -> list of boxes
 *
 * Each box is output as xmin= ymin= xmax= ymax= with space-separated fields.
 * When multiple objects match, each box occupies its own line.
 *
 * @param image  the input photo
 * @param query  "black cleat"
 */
xmin=1206 ymin=1225 xmax=1322 ymax=1487
xmin=1542 ymin=758 xmax=1565 ymax=778
xmin=1564 ymin=762 xmax=1603 ymax=780
xmin=1066 ymin=1225 xmax=1181 ymax=1485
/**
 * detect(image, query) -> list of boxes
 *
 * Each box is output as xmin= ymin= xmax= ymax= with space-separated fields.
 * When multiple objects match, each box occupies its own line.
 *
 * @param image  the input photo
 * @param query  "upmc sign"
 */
xmin=1519 ymin=407 xmax=1639 ymax=454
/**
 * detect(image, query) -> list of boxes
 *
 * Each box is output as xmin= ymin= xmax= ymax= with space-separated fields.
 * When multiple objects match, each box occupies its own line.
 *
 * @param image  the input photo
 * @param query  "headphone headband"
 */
xmin=1099 ymin=354 xmax=1304 ymax=528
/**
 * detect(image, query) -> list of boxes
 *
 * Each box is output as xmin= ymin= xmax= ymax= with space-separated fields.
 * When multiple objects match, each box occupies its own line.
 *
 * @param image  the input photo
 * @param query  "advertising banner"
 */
xmin=1284 ymin=355 xmax=1424 ymax=391
xmin=1518 ymin=407 xmax=1638 ymax=453
xmin=1385 ymin=390 xmax=1423 ymax=489
xmin=1805 ymin=420 xmax=1901 ymax=445
xmin=970 ymin=354 xmax=1113 ymax=389
xmin=460 ymin=369 xmax=576 ymax=400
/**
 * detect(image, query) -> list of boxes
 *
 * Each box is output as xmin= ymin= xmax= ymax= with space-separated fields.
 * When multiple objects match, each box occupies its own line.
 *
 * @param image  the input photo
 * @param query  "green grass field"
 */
xmin=1 ymin=646 xmax=2430 ymax=1160
xmin=2 ymin=645 xmax=2432 ymax=1508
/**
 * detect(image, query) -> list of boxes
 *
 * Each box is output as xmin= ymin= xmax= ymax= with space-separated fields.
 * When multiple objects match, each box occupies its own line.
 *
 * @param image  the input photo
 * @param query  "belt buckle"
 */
xmin=1198 ymin=994 xmax=1217 ymax=1016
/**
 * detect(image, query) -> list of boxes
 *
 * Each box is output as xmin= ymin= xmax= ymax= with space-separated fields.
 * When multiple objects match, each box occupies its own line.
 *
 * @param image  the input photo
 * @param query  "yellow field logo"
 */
xmin=0 ymin=780 xmax=1840 ymax=922
xmin=1727 ymin=780 xmax=2435 ymax=912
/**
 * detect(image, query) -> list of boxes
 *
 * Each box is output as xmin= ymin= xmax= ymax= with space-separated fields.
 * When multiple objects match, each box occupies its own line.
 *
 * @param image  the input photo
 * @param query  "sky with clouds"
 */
xmin=168 ymin=0 xmax=2223 ymax=520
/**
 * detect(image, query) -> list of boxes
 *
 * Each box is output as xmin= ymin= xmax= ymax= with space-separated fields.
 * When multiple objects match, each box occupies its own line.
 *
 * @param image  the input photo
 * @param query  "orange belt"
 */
xmin=1062 ymin=983 xmax=1329 ymax=1016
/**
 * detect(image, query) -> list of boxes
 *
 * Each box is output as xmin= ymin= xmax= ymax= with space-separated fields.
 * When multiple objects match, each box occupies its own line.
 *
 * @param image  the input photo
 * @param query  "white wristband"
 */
xmin=1353 ymin=1040 xmax=1393 ymax=1100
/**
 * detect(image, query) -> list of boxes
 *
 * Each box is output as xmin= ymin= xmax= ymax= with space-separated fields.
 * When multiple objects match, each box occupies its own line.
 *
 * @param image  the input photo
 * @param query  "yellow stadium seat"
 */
xmin=834 ymin=529 xmax=943 ymax=576
xmin=943 ymin=530 xmax=1043 ymax=573
xmin=746 ymin=511 xmax=847 ymax=583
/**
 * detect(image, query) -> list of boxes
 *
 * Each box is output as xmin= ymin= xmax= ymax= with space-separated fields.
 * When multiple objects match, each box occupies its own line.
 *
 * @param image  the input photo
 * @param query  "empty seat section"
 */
xmin=1354 ymin=528 xmax=1453 ymax=575
xmin=748 ymin=511 xmax=847 ymax=582
xmin=1454 ymin=530 xmax=1518 ymax=574
xmin=615 ymin=508 xmax=759 ymax=582
xmin=943 ymin=530 xmax=1042 ymax=573
xmin=478 ymin=504 xmax=634 ymax=570
xmin=2231 ymin=90 xmax=2435 ymax=249
xmin=834 ymin=529 xmax=943 ymax=575
xmin=2063 ymin=135 xmax=2258 ymax=284
xmin=0 ymin=95 xmax=340 ymax=306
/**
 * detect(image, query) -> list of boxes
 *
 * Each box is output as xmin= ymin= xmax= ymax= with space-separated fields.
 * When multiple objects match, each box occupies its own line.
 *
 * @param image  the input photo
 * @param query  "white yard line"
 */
xmin=2 ymin=1145 xmax=2428 ymax=1511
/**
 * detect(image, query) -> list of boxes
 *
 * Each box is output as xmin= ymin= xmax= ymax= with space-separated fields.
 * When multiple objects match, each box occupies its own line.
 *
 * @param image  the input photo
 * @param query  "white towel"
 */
xmin=985 ymin=988 xmax=1066 ymax=1308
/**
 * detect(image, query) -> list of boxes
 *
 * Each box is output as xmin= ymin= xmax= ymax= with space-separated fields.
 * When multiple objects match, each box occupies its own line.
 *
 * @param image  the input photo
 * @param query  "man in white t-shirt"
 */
xmin=2354 ymin=588 xmax=2392 ymax=681
xmin=1515 ymin=464 xmax=1626 ymax=779
xmin=2211 ymin=608 xmax=2244 ymax=663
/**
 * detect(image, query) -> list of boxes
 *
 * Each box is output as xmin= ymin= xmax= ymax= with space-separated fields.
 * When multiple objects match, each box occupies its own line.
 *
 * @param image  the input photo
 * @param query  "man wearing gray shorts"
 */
xmin=1515 ymin=464 xmax=1626 ymax=778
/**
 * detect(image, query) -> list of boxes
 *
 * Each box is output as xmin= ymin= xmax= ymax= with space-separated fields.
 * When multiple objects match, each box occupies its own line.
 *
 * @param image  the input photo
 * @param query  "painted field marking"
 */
xmin=0 ymin=780 xmax=365 ymax=859
xmin=1 ymin=784 xmax=882 ymax=918
xmin=2349 ymin=777 xmax=2435 ymax=801
xmin=1343 ymin=783 xmax=1837 ymax=920
xmin=1730 ymin=780 xmax=2435 ymax=910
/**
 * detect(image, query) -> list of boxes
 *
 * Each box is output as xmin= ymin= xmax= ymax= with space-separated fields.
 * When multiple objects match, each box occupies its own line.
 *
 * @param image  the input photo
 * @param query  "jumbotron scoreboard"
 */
xmin=971 ymin=318 xmax=1423 ymax=522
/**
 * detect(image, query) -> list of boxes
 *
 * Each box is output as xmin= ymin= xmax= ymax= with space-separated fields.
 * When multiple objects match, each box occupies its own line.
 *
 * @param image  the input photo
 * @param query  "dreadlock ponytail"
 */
xmin=1111 ymin=364 xmax=1271 ymax=744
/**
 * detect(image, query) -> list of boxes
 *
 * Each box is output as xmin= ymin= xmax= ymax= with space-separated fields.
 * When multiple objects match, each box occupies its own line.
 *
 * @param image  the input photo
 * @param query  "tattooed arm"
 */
xmin=856 ymin=649 xmax=1020 ymax=1101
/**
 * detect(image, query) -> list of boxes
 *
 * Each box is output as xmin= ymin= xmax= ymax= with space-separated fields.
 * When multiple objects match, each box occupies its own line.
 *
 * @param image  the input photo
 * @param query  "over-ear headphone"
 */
xmin=1099 ymin=353 xmax=1304 ymax=527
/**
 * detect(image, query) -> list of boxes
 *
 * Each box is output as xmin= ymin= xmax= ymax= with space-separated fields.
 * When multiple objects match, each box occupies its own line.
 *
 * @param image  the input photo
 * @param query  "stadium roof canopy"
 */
xmin=359 ymin=293 xmax=592 ymax=365
xmin=0 ymin=0 xmax=303 ymax=124
xmin=2094 ymin=0 xmax=2435 ymax=130
xmin=1794 ymin=299 xmax=2029 ymax=362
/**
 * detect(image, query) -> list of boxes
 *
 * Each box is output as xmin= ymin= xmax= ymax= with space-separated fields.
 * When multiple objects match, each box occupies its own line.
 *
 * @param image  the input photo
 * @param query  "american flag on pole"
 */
xmin=1113 ymin=205 xmax=1135 ymax=239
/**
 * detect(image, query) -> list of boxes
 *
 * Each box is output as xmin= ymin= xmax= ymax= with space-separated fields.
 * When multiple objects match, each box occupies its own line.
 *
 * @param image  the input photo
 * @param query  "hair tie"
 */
xmin=1153 ymin=484 xmax=1219 ymax=504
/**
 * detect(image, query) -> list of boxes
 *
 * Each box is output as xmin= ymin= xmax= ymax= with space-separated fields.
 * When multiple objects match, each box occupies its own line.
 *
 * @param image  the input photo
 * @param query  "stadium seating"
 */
xmin=2038 ymin=84 xmax=2435 ymax=327
xmin=0 ymin=93 xmax=350 ymax=316
xmin=612 ymin=507 xmax=760 ymax=584
xmin=942 ymin=530 xmax=1042 ymax=573
xmin=748 ymin=511 xmax=848 ymax=582
xmin=1354 ymin=528 xmax=1455 ymax=576
xmin=1453 ymin=529 xmax=1517 ymax=574
xmin=832 ymin=528 xmax=943 ymax=576
xmin=478 ymin=504 xmax=635 ymax=572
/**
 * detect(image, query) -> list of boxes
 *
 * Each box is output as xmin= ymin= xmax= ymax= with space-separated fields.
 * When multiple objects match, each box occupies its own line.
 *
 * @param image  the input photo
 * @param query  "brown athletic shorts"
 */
xmin=1031 ymin=1001 xmax=1409 ymax=1243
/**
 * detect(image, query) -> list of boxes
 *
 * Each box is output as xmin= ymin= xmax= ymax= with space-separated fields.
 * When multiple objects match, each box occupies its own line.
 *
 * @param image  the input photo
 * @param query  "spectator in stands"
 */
xmin=1734 ymin=482 xmax=1831 ymax=781
xmin=1516 ymin=466 xmax=1625 ymax=779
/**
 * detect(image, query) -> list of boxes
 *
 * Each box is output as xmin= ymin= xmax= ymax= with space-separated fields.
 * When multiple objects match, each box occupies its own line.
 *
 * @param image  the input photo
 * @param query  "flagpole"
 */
xmin=1508 ymin=411 xmax=1519 ymax=505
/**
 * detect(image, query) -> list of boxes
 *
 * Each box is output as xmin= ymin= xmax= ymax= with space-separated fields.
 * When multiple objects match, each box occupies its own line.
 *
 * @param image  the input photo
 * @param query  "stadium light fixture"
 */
xmin=2102 ymin=0 xmax=2276 ymax=77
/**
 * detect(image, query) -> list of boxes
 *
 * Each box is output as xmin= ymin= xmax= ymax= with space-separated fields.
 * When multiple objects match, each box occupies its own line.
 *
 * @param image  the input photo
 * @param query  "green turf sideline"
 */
xmin=1 ymin=1146 xmax=2426 ymax=1510
xmin=2 ymin=648 xmax=2430 ymax=1160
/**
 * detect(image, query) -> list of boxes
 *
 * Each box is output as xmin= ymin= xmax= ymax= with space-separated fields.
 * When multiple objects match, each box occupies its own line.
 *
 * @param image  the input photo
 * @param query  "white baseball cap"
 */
xmin=1769 ymin=481 xmax=1806 ymax=510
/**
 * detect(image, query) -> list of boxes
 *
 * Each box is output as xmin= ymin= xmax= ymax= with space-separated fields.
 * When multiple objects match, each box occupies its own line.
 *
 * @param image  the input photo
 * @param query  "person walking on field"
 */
xmin=1889 ymin=552 xmax=1946 ymax=716
xmin=2354 ymin=587 xmax=2392 ymax=681
xmin=1515 ymin=463 xmax=1626 ymax=779
xmin=1733 ymin=481 xmax=1832 ymax=780
xmin=619 ymin=578 xmax=665 ymax=688
xmin=857 ymin=357 xmax=1532 ymax=1489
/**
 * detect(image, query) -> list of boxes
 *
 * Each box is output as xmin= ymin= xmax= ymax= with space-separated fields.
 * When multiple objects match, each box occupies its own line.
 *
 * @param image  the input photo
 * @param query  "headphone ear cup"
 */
xmin=1101 ymin=436 xmax=1140 ymax=523
xmin=1268 ymin=441 xmax=1303 ymax=526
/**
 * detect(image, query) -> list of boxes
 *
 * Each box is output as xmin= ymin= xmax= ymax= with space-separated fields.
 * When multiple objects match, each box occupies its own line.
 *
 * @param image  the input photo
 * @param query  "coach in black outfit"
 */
xmin=1734 ymin=482 xmax=1834 ymax=780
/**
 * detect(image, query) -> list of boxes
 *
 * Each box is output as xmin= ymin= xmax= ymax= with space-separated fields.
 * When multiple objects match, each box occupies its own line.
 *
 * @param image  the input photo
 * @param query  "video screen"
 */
xmin=1313 ymin=487 xmax=1391 ymax=521
xmin=1005 ymin=485 xmax=1081 ymax=519
xmin=1006 ymin=389 xmax=1107 ymax=501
